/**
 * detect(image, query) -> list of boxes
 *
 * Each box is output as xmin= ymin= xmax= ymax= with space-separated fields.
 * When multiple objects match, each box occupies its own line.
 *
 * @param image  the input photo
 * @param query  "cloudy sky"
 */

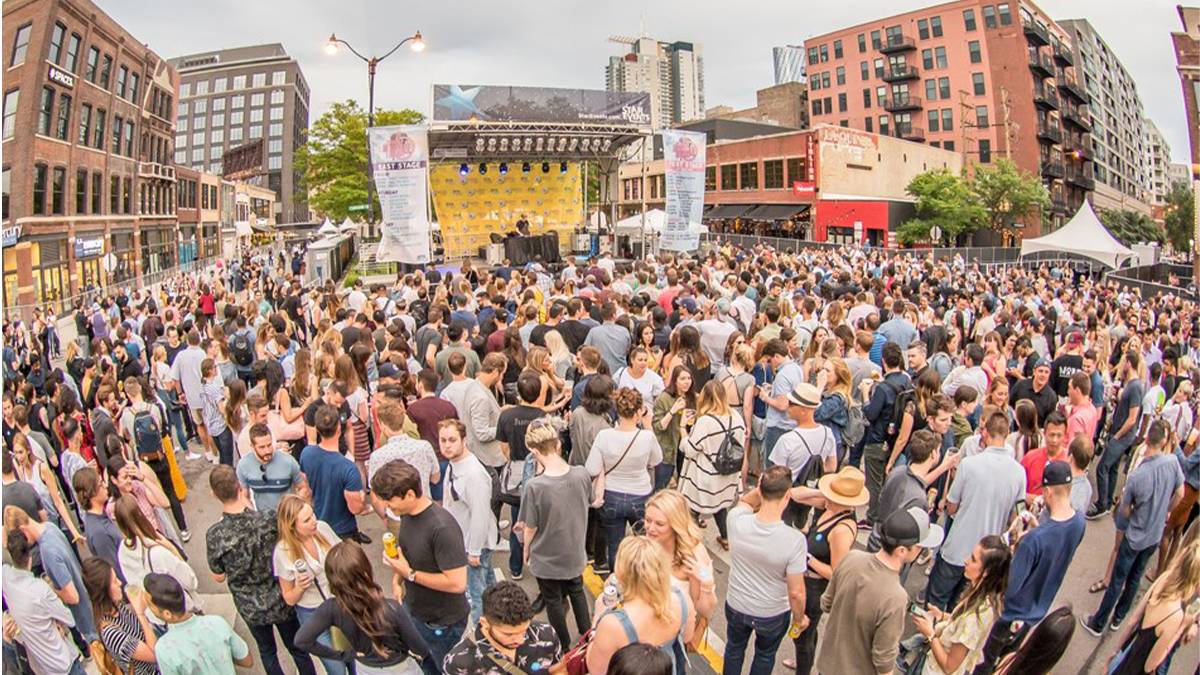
xmin=104 ymin=0 xmax=1191 ymax=163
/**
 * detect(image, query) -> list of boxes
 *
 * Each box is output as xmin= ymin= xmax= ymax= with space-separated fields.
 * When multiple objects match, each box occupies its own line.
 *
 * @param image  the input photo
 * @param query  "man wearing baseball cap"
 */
xmin=817 ymin=505 xmax=943 ymax=675
xmin=1049 ymin=331 xmax=1085 ymax=398
xmin=1009 ymin=358 xmax=1057 ymax=427
xmin=973 ymin=460 xmax=1085 ymax=674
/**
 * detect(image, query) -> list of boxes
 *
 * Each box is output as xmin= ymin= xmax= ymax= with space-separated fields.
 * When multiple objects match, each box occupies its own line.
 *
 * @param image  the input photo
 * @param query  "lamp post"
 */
xmin=325 ymin=31 xmax=425 ymax=238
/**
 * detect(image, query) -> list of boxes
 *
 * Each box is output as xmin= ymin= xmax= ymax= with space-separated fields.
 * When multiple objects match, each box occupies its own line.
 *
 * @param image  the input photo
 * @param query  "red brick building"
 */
xmin=802 ymin=0 xmax=1094 ymax=236
xmin=2 ymin=0 xmax=178 ymax=313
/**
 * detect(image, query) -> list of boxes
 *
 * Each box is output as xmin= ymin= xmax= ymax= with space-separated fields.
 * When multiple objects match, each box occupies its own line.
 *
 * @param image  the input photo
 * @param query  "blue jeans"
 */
xmin=722 ymin=604 xmax=790 ymax=675
xmin=430 ymin=458 xmax=450 ymax=502
xmin=926 ymin=552 xmax=966 ymax=612
xmin=214 ymin=427 xmax=235 ymax=466
xmin=509 ymin=458 xmax=537 ymax=577
xmin=761 ymin=426 xmax=790 ymax=473
xmin=1091 ymin=537 xmax=1156 ymax=629
xmin=296 ymin=605 xmax=347 ymax=675
xmin=68 ymin=657 xmax=87 ymax=675
xmin=1095 ymin=437 xmax=1133 ymax=509
xmin=598 ymin=490 xmax=648 ymax=571
xmin=653 ymin=461 xmax=674 ymax=492
xmin=467 ymin=550 xmax=495 ymax=625
xmin=410 ymin=616 xmax=466 ymax=675
xmin=158 ymin=389 xmax=189 ymax=453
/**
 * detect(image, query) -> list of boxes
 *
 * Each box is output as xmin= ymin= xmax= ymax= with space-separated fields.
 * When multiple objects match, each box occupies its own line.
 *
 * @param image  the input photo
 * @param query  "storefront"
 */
xmin=140 ymin=226 xmax=177 ymax=275
xmin=74 ymin=233 xmax=106 ymax=292
xmin=29 ymin=237 xmax=69 ymax=314
xmin=201 ymin=222 xmax=220 ymax=260
xmin=110 ymin=231 xmax=136 ymax=284
xmin=179 ymin=225 xmax=198 ymax=265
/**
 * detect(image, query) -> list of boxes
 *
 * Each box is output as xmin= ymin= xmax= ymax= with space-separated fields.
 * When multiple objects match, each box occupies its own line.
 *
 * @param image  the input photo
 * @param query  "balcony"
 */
xmin=1041 ymin=160 xmax=1065 ymax=179
xmin=1053 ymin=43 xmax=1074 ymax=66
xmin=1065 ymin=168 xmax=1095 ymax=190
xmin=896 ymin=126 xmax=926 ymax=142
xmin=879 ymin=35 xmax=917 ymax=53
xmin=1058 ymin=77 xmax=1089 ymax=103
xmin=138 ymin=162 xmax=176 ymax=181
xmin=1028 ymin=49 xmax=1054 ymax=78
xmin=1065 ymin=134 xmax=1093 ymax=160
xmin=1050 ymin=196 xmax=1068 ymax=213
xmin=1063 ymin=105 xmax=1091 ymax=131
xmin=1036 ymin=121 xmax=1063 ymax=144
xmin=882 ymin=64 xmax=920 ymax=82
xmin=1033 ymin=85 xmax=1060 ymax=110
xmin=882 ymin=94 xmax=923 ymax=112
xmin=1023 ymin=18 xmax=1050 ymax=46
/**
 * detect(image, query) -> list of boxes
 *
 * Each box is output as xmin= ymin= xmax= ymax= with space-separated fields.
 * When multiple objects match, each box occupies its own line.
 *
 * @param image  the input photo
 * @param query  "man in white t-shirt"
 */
xmin=170 ymin=329 xmax=212 ymax=460
xmin=345 ymin=279 xmax=367 ymax=313
xmin=769 ymin=383 xmax=838 ymax=479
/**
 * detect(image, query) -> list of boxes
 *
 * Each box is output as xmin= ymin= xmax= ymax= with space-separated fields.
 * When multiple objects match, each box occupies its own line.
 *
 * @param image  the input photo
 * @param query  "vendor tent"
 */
xmin=339 ymin=217 xmax=357 ymax=232
xmin=614 ymin=209 xmax=667 ymax=235
xmin=315 ymin=218 xmax=338 ymax=236
xmin=1019 ymin=201 xmax=1136 ymax=269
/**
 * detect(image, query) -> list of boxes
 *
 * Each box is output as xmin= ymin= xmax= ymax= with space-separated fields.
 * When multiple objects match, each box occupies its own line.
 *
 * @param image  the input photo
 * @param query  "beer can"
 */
xmin=788 ymin=622 xmax=803 ymax=639
xmin=383 ymin=532 xmax=398 ymax=559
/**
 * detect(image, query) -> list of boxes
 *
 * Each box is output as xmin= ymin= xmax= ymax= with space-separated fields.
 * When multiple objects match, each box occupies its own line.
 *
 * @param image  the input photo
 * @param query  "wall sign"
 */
xmin=74 ymin=236 xmax=104 ymax=259
xmin=47 ymin=65 xmax=75 ymax=89
xmin=1 ymin=225 xmax=21 ymax=247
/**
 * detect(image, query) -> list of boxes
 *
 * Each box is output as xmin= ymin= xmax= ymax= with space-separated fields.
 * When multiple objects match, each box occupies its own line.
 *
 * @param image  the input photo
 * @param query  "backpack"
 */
xmin=230 ymin=332 xmax=254 ymax=367
xmin=133 ymin=409 xmax=165 ymax=462
xmin=842 ymin=395 xmax=867 ymax=451
xmin=882 ymin=379 xmax=915 ymax=439
xmin=711 ymin=416 xmax=745 ymax=475
xmin=781 ymin=427 xmax=833 ymax=529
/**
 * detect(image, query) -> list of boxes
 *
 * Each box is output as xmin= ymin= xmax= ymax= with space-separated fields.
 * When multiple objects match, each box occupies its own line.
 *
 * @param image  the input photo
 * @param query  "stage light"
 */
xmin=486 ymin=137 xmax=497 ymax=151
xmin=557 ymin=138 xmax=568 ymax=152
xmin=541 ymin=162 xmax=550 ymax=174
xmin=459 ymin=163 xmax=469 ymax=176
xmin=499 ymin=138 xmax=509 ymax=151
xmin=535 ymin=137 xmax=544 ymax=152
xmin=602 ymin=139 xmax=612 ymax=152
xmin=569 ymin=138 xmax=578 ymax=152
xmin=560 ymin=161 xmax=568 ymax=173
xmin=523 ymin=138 xmax=533 ymax=152
xmin=475 ymin=137 xmax=485 ymax=151
xmin=479 ymin=163 xmax=488 ymax=175
xmin=580 ymin=138 xmax=590 ymax=152
xmin=499 ymin=162 xmax=508 ymax=174
xmin=522 ymin=162 xmax=531 ymax=173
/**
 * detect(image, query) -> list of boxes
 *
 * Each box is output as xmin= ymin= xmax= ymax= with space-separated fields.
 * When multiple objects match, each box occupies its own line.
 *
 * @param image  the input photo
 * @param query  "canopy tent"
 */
xmin=338 ymin=217 xmax=358 ymax=232
xmin=614 ymin=209 xmax=667 ymax=235
xmin=315 ymin=218 xmax=338 ymax=236
xmin=1019 ymin=201 xmax=1136 ymax=269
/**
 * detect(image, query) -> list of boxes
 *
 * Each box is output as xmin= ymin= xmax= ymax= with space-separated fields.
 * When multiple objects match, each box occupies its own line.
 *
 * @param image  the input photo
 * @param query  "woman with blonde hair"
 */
xmin=1106 ymin=538 xmax=1200 ymax=675
xmin=585 ymin=536 xmax=694 ymax=675
xmin=803 ymin=337 xmax=840 ymax=386
xmin=525 ymin=345 xmax=566 ymax=405
xmin=814 ymin=358 xmax=854 ymax=462
xmin=716 ymin=343 xmax=757 ymax=480
xmin=274 ymin=494 xmax=347 ymax=675
xmin=543 ymin=330 xmax=574 ymax=380
xmin=643 ymin=490 xmax=716 ymax=651
xmin=679 ymin=380 xmax=745 ymax=550
xmin=291 ymin=348 xmax=319 ymax=405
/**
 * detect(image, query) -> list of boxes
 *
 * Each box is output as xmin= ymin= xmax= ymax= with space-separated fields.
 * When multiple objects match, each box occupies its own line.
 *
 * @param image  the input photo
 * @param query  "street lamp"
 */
xmin=325 ymin=30 xmax=425 ymax=236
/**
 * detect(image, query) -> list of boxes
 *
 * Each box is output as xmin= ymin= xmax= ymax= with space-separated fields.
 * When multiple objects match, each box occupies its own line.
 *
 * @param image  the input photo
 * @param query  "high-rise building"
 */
xmin=168 ymin=44 xmax=310 ymax=223
xmin=1058 ymin=19 xmax=1151 ymax=217
xmin=773 ymin=46 xmax=806 ymax=85
xmin=2 ymin=0 xmax=180 ymax=312
xmin=606 ymin=36 xmax=704 ymax=128
xmin=1142 ymin=119 xmax=1172 ymax=210
xmin=1169 ymin=162 xmax=1191 ymax=189
xmin=802 ymin=0 xmax=1094 ymax=237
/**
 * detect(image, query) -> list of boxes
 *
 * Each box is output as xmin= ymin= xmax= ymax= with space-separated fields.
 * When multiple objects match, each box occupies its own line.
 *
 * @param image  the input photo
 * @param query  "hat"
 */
xmin=1041 ymin=460 xmax=1072 ymax=487
xmin=786 ymin=383 xmax=821 ymax=408
xmin=378 ymin=363 xmax=401 ymax=379
xmin=881 ymin=506 xmax=945 ymax=549
xmin=679 ymin=297 xmax=699 ymax=314
xmin=1034 ymin=357 xmax=1052 ymax=370
xmin=817 ymin=466 xmax=870 ymax=507
xmin=1067 ymin=331 xmax=1084 ymax=346
xmin=715 ymin=297 xmax=731 ymax=315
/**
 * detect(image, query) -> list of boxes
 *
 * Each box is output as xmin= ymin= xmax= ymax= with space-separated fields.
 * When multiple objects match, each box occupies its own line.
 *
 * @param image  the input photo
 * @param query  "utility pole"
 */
xmin=1000 ymin=86 xmax=1015 ymax=160
xmin=958 ymin=89 xmax=976 ymax=177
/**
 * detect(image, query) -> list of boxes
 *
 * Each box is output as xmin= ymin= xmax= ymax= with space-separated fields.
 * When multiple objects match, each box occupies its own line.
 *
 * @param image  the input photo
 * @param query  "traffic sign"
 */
xmin=348 ymin=204 xmax=370 ymax=212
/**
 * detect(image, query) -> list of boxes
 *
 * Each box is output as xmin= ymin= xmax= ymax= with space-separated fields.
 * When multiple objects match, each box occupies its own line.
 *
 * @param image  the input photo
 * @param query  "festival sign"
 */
xmin=369 ymin=125 xmax=431 ymax=264
xmin=433 ymin=84 xmax=651 ymax=127
xmin=661 ymin=129 xmax=706 ymax=252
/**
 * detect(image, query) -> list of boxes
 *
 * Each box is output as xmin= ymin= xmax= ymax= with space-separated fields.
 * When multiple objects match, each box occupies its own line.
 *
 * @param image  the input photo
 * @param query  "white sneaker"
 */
xmin=186 ymin=452 xmax=203 ymax=460
xmin=499 ymin=519 xmax=511 ymax=531
xmin=493 ymin=539 xmax=511 ymax=552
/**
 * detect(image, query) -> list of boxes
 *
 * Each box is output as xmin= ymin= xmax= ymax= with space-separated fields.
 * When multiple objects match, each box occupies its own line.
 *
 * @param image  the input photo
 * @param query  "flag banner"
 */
xmin=662 ymin=129 xmax=706 ymax=251
xmin=369 ymin=125 xmax=431 ymax=264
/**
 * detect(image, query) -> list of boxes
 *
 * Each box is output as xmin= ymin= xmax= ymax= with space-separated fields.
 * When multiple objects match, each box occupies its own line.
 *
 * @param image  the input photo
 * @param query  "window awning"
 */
xmin=744 ymin=204 xmax=811 ymax=221
xmin=703 ymin=204 xmax=754 ymax=219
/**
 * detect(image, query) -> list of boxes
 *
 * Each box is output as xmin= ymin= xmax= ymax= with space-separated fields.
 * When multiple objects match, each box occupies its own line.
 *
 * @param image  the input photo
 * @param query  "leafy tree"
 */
xmin=971 ymin=159 xmax=1050 ymax=243
xmin=897 ymin=169 xmax=986 ymax=245
xmin=294 ymin=100 xmax=423 ymax=223
xmin=1164 ymin=181 xmax=1195 ymax=253
xmin=1099 ymin=208 xmax=1164 ymax=246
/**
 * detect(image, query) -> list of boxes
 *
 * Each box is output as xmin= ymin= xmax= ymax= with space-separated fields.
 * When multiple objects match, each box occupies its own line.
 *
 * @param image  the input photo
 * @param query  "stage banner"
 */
xmin=369 ymin=125 xmax=431 ymax=264
xmin=661 ymin=129 xmax=705 ymax=251
xmin=433 ymin=84 xmax=651 ymax=126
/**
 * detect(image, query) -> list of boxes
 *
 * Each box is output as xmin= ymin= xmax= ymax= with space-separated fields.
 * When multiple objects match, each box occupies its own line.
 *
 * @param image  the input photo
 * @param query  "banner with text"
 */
xmin=369 ymin=125 xmax=431 ymax=264
xmin=661 ymin=129 xmax=706 ymax=251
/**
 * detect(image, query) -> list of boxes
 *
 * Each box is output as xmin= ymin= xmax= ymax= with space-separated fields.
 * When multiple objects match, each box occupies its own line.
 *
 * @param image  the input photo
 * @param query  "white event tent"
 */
xmin=1019 ymin=201 xmax=1136 ymax=269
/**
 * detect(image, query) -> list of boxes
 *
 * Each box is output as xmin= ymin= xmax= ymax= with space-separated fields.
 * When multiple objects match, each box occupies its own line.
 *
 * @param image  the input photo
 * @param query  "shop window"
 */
xmin=720 ymin=164 xmax=736 ymax=191
xmin=33 ymin=164 xmax=47 ymax=215
xmin=704 ymin=166 xmax=716 ymax=191
xmin=763 ymin=160 xmax=784 ymax=189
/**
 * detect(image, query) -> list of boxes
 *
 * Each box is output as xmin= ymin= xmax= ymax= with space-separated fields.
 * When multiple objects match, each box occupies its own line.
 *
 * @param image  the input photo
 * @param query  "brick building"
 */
xmin=802 ymin=0 xmax=1095 ymax=235
xmin=706 ymin=81 xmax=810 ymax=130
xmin=2 ymin=0 xmax=179 ymax=313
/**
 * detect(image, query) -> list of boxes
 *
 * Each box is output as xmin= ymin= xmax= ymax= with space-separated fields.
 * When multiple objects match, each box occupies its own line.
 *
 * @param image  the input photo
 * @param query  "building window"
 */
xmin=10 ymin=23 xmax=32 ymax=65
xmin=939 ymin=77 xmax=951 ymax=99
xmin=819 ymin=44 xmax=828 ymax=62
xmin=997 ymin=3 xmax=1012 ymax=25
xmin=865 ymin=117 xmax=873 ymax=132
xmin=249 ymin=125 xmax=262 ymax=139
xmin=231 ymin=110 xmax=243 ymax=124
xmin=763 ymin=160 xmax=784 ymax=189
xmin=931 ymin=16 xmax=943 ymax=37
xmin=55 ymin=93 xmax=71 ymax=141
xmin=48 ymin=23 xmax=66 ymax=64
xmin=941 ymin=108 xmax=953 ymax=131
xmin=2 ymin=90 xmax=18 ymax=139
xmin=737 ymin=162 xmax=756 ymax=189
xmin=51 ymin=167 xmax=65 ymax=214
xmin=269 ymin=123 xmax=283 ymax=137
xmin=77 ymin=103 xmax=91 ymax=144
xmin=860 ymin=61 xmax=869 ymax=80
xmin=785 ymin=157 xmax=804 ymax=185
xmin=195 ymin=80 xmax=209 ymax=95
xmin=122 ymin=177 xmax=131 ymax=214
xmin=943 ymin=140 xmax=955 ymax=151
xmin=252 ymin=73 xmax=266 ymax=88
xmin=177 ymin=119 xmax=189 ymax=134
xmin=116 ymin=66 xmax=128 ymax=97
xmin=192 ymin=148 xmax=203 ymax=163
xmin=110 ymin=176 xmax=120 ymax=213
xmin=840 ymin=120 xmax=849 ymax=127
xmin=874 ymin=58 xmax=884 ymax=78
xmin=193 ymin=99 xmax=207 ymax=114
xmin=100 ymin=54 xmax=112 ymax=88
xmin=191 ymin=132 xmax=203 ymax=146
xmin=179 ymin=101 xmax=189 ymax=117
xmin=75 ymin=168 xmax=87 ymax=214
xmin=213 ymin=77 xmax=227 ymax=93
xmin=270 ymin=106 xmax=284 ymax=121
xmin=272 ymin=71 xmax=286 ymax=85
xmin=179 ymin=82 xmax=190 ymax=97
xmin=857 ymin=33 xmax=866 ymax=52
xmin=973 ymin=72 xmax=986 ymax=95
xmin=704 ymin=166 xmax=716 ymax=191
xmin=85 ymin=47 xmax=99 ymax=81
xmin=212 ymin=97 xmax=226 ymax=112
xmin=807 ymin=47 xmax=819 ymax=66
xmin=32 ymin=164 xmax=47 ymax=215
xmin=91 ymin=173 xmax=101 ymax=213
xmin=812 ymin=99 xmax=822 ymax=116
xmin=919 ymin=19 xmax=930 ymax=40
xmin=811 ymin=76 xmax=821 ymax=92
xmin=978 ymin=139 xmax=992 ymax=162
xmin=720 ymin=164 xmax=736 ymax=190
xmin=879 ymin=115 xmax=889 ymax=136
xmin=268 ymin=156 xmax=282 ymax=170
xmin=129 ymin=73 xmax=139 ymax=102
xmin=112 ymin=115 xmax=123 ymax=153
xmin=822 ymin=72 xmax=830 ymax=88
xmin=833 ymin=40 xmax=843 ymax=59
xmin=229 ymin=127 xmax=243 ymax=142
xmin=64 ymin=34 xmax=81 ymax=72
xmin=925 ymin=79 xmax=937 ymax=101
xmin=968 ymin=41 xmax=982 ymax=64
xmin=871 ymin=30 xmax=881 ymax=49
xmin=934 ymin=47 xmax=947 ymax=69
xmin=124 ymin=120 xmax=134 ymax=156
xmin=94 ymin=108 xmax=105 ymax=149
xmin=251 ymin=93 xmax=264 ymax=107
xmin=838 ymin=93 xmax=847 ymax=112
xmin=193 ymin=115 xmax=206 ymax=130
xmin=983 ymin=5 xmax=997 ymax=28
xmin=233 ymin=75 xmax=246 ymax=89
xmin=250 ymin=109 xmax=263 ymax=123
xmin=212 ymin=112 xmax=224 ymax=127
xmin=835 ymin=66 xmax=845 ymax=85
xmin=975 ymin=105 xmax=989 ymax=128
xmin=211 ymin=129 xmax=224 ymax=144
xmin=863 ymin=88 xmax=872 ymax=107
xmin=963 ymin=9 xmax=977 ymax=31
xmin=928 ymin=109 xmax=940 ymax=132
xmin=38 ymin=87 xmax=54 ymax=136
xmin=922 ymin=49 xmax=934 ymax=70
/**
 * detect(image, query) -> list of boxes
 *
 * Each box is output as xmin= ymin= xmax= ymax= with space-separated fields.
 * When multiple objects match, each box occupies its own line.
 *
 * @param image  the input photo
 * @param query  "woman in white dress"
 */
xmin=679 ymin=380 xmax=746 ymax=550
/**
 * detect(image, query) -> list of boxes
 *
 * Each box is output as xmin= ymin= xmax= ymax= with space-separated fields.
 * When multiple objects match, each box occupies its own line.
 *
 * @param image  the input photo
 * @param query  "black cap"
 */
xmin=1042 ymin=460 xmax=1072 ymax=487
xmin=880 ymin=506 xmax=944 ymax=549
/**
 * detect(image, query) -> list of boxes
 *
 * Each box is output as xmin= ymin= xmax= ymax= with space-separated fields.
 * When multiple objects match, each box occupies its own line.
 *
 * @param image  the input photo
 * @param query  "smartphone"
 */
xmin=909 ymin=602 xmax=927 ymax=618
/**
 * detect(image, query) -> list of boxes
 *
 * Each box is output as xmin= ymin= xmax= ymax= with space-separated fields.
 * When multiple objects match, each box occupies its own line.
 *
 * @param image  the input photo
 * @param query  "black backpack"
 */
xmin=712 ymin=416 xmax=745 ymax=475
xmin=133 ymin=409 xmax=164 ymax=462
xmin=882 ymin=379 xmax=915 ymax=439
xmin=230 ymin=332 xmax=254 ymax=367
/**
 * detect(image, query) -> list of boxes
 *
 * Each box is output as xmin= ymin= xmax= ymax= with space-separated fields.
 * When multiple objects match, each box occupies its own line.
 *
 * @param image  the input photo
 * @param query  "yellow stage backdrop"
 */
xmin=431 ymin=163 xmax=582 ymax=259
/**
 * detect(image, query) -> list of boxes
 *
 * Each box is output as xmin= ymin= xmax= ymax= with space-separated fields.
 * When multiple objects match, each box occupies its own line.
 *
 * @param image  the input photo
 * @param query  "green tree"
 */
xmin=897 ymin=169 xmax=986 ymax=245
xmin=971 ymin=159 xmax=1050 ymax=243
xmin=1098 ymin=208 xmax=1164 ymax=246
xmin=1164 ymin=181 xmax=1195 ymax=253
xmin=294 ymin=100 xmax=423 ymax=223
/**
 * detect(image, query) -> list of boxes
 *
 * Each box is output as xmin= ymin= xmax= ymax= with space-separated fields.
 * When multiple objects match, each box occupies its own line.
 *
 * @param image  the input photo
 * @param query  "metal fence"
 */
xmin=1106 ymin=263 xmax=1197 ymax=302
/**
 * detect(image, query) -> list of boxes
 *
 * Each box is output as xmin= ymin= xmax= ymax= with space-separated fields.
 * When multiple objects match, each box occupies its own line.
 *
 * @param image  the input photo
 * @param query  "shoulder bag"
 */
xmin=591 ymin=430 xmax=639 ymax=509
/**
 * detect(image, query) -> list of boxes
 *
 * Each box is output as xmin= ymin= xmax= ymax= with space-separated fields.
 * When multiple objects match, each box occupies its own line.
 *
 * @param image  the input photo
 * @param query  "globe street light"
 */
xmin=325 ymin=31 xmax=424 ymax=235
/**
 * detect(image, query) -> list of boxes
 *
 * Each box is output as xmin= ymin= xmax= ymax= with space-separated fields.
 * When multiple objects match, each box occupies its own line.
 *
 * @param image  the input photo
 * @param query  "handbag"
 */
xmin=269 ymin=408 xmax=306 ymax=441
xmin=592 ymin=431 xmax=639 ymax=509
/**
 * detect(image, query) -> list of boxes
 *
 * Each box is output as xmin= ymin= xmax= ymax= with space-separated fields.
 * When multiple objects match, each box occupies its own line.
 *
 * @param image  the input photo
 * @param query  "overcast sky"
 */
xmin=104 ymin=0 xmax=1191 ymax=163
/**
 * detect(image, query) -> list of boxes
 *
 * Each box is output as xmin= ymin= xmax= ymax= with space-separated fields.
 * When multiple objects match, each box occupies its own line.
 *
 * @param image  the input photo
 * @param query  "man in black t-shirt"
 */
xmin=373 ymin=461 xmax=469 ymax=675
xmin=495 ymin=372 xmax=547 ymax=580
xmin=1009 ymin=359 xmax=1058 ymax=428
xmin=303 ymin=380 xmax=351 ymax=454
xmin=1050 ymin=332 xmax=1085 ymax=398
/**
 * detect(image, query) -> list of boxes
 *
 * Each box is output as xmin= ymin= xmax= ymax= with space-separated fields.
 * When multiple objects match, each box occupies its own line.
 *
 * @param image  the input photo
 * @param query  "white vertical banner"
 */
xmin=369 ymin=125 xmax=431 ymax=264
xmin=661 ymin=129 xmax=706 ymax=251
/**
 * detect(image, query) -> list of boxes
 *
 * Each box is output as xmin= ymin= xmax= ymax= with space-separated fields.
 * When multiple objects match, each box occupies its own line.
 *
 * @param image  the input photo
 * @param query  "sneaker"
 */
xmin=352 ymin=532 xmax=372 ymax=545
xmin=186 ymin=452 xmax=203 ymax=461
xmin=531 ymin=594 xmax=545 ymax=614
xmin=1079 ymin=615 xmax=1104 ymax=637
xmin=511 ymin=571 xmax=524 ymax=581
xmin=1110 ymin=618 xmax=1123 ymax=632
xmin=498 ymin=519 xmax=511 ymax=531
xmin=180 ymin=530 xmax=191 ymax=543
xmin=1085 ymin=506 xmax=1111 ymax=521
xmin=592 ymin=564 xmax=612 ymax=576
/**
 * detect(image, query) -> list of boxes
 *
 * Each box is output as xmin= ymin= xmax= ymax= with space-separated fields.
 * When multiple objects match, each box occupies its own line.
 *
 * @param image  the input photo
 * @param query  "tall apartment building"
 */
xmin=802 ymin=0 xmax=1094 ymax=236
xmin=1142 ymin=119 xmax=1172 ymax=210
xmin=2 ymin=0 xmax=179 ymax=313
xmin=169 ymin=44 xmax=310 ymax=223
xmin=773 ymin=46 xmax=806 ymax=85
xmin=1058 ymin=19 xmax=1151 ymax=217
xmin=606 ymin=36 xmax=704 ymax=128
xmin=1169 ymin=162 xmax=1191 ymax=189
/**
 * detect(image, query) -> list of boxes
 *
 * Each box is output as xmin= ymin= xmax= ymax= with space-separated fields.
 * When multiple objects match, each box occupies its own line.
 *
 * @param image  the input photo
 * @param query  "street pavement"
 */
xmin=149 ymin=448 xmax=1195 ymax=675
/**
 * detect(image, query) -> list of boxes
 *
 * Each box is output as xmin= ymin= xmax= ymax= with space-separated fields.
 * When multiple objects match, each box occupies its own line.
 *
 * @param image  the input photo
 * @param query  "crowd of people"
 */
xmin=1 ymin=240 xmax=1199 ymax=675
